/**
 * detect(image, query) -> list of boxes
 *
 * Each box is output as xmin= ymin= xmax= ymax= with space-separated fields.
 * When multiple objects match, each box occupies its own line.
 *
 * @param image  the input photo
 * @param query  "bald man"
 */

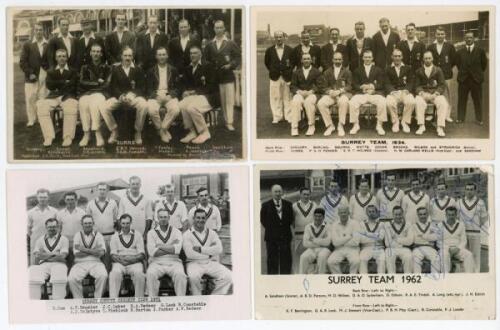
xmin=260 ymin=185 xmax=294 ymax=274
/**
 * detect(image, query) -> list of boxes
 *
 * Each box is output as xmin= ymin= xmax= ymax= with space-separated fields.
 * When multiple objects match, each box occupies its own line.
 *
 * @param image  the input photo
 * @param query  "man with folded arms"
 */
xmin=384 ymin=206 xmax=413 ymax=273
xmin=299 ymin=208 xmax=331 ymax=274
xmin=109 ymin=214 xmax=146 ymax=298
xmin=146 ymin=209 xmax=187 ymax=296
xmin=188 ymin=187 xmax=222 ymax=233
xmin=348 ymin=49 xmax=387 ymax=136
xmin=385 ymin=48 xmax=416 ymax=133
xmin=68 ymin=215 xmax=108 ymax=298
xmin=414 ymin=51 xmax=448 ymax=137
xmin=327 ymin=206 xmax=361 ymax=274
xmin=102 ymin=46 xmax=148 ymax=145
xmin=146 ymin=47 xmax=181 ymax=143
xmin=179 ymin=46 xmax=217 ymax=144
xmin=316 ymin=51 xmax=352 ymax=137
xmin=183 ymin=209 xmax=232 ymax=295
xmin=358 ymin=205 xmax=386 ymax=274
xmin=78 ymin=43 xmax=111 ymax=147
xmin=410 ymin=207 xmax=440 ymax=274
xmin=289 ymin=53 xmax=321 ymax=137
xmin=36 ymin=48 xmax=78 ymax=147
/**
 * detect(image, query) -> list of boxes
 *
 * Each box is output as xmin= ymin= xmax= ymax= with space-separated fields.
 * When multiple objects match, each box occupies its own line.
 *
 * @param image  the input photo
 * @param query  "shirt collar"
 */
xmin=113 ymin=27 xmax=129 ymax=32
xmin=58 ymin=32 xmax=73 ymax=39
xmin=380 ymin=30 xmax=390 ymax=36
xmin=275 ymin=44 xmax=284 ymax=49
xmin=57 ymin=64 xmax=69 ymax=71
xmin=180 ymin=34 xmax=190 ymax=40
xmin=391 ymin=62 xmax=405 ymax=68
xmin=407 ymin=37 xmax=419 ymax=43
xmin=424 ymin=64 xmax=434 ymax=70
xmin=32 ymin=37 xmax=48 ymax=44
xmin=354 ymin=36 xmax=365 ymax=42
xmin=433 ymin=39 xmax=447 ymax=44
xmin=122 ymin=62 xmax=135 ymax=69
xmin=145 ymin=29 xmax=159 ymax=36
xmin=190 ymin=60 xmax=202 ymax=67
xmin=80 ymin=32 xmax=95 ymax=40
xmin=364 ymin=63 xmax=373 ymax=68
xmin=312 ymin=221 xmax=325 ymax=229
xmin=329 ymin=40 xmax=339 ymax=45
xmin=120 ymin=230 xmax=133 ymax=236
xmin=213 ymin=35 xmax=228 ymax=42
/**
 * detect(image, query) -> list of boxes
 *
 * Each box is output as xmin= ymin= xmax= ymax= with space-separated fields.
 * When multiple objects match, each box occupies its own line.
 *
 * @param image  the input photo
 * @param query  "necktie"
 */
xmin=468 ymin=46 xmax=471 ymax=53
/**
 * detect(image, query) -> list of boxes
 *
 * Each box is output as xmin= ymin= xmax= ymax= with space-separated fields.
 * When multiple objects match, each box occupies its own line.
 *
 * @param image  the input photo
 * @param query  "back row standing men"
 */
xmin=20 ymin=14 xmax=241 ymax=145
xmin=264 ymin=18 xmax=488 ymax=135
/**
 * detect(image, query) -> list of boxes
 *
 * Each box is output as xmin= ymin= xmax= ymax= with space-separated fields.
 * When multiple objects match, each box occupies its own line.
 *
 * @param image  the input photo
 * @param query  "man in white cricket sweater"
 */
xmin=298 ymin=208 xmax=331 ymax=274
xmin=146 ymin=209 xmax=187 ymax=296
xmin=183 ymin=209 xmax=232 ymax=295
xmin=358 ymin=205 xmax=386 ymax=273
xmin=292 ymin=187 xmax=317 ymax=274
xmin=384 ymin=206 xmax=413 ymax=273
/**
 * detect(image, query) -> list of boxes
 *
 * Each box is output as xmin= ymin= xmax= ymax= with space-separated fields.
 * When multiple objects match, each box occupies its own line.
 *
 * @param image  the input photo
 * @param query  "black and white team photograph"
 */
xmin=8 ymin=7 xmax=245 ymax=160
xmin=258 ymin=166 xmax=491 ymax=276
xmin=252 ymin=7 xmax=493 ymax=148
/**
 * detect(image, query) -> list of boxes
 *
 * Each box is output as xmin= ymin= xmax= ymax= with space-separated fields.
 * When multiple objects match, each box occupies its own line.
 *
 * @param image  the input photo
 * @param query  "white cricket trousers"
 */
xmin=68 ymin=261 xmax=108 ymax=298
xmin=349 ymin=94 xmax=387 ymax=124
xmin=440 ymin=247 xmax=474 ymax=273
xmin=186 ymin=260 xmax=232 ymax=295
xmin=385 ymin=247 xmax=412 ymax=273
xmin=386 ymin=91 xmax=415 ymax=125
xmin=291 ymin=94 xmax=317 ymax=128
xmin=327 ymin=247 xmax=360 ymax=274
xmin=299 ymin=247 xmax=331 ymax=274
xmin=412 ymin=246 xmax=440 ymax=274
xmin=29 ymin=262 xmax=67 ymax=300
xmin=466 ymin=232 xmax=481 ymax=273
xmin=36 ymin=96 xmax=78 ymax=141
xmin=415 ymin=95 xmax=448 ymax=126
xmin=359 ymin=246 xmax=386 ymax=273
xmin=24 ymin=68 xmax=48 ymax=124
xmin=317 ymin=94 xmax=349 ymax=127
xmin=147 ymin=97 xmax=181 ymax=130
xmin=146 ymin=260 xmax=187 ymax=296
xmin=269 ymin=77 xmax=291 ymax=122
xmin=219 ymin=82 xmax=235 ymax=126
xmin=180 ymin=95 xmax=212 ymax=133
xmin=109 ymin=262 xmax=146 ymax=298
xmin=101 ymin=97 xmax=148 ymax=132
xmin=79 ymin=93 xmax=105 ymax=131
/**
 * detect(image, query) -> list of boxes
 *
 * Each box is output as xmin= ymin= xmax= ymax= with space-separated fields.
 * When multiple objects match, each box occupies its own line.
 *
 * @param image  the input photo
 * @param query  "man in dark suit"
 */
xmin=398 ymin=23 xmax=426 ymax=73
xmin=105 ymin=13 xmax=136 ymax=65
xmin=372 ymin=18 xmax=400 ymax=69
xmin=316 ymin=51 xmax=352 ymax=137
xmin=135 ymin=15 xmax=168 ymax=72
xmin=320 ymin=28 xmax=347 ymax=70
xmin=75 ymin=19 xmax=106 ymax=72
xmin=260 ymin=184 xmax=294 ymax=275
xmin=292 ymin=31 xmax=321 ymax=70
xmin=203 ymin=20 xmax=241 ymax=131
xmin=168 ymin=19 xmax=201 ymax=71
xmin=346 ymin=22 xmax=374 ymax=73
xmin=455 ymin=30 xmax=488 ymax=125
xmin=348 ymin=49 xmax=387 ymax=136
xmin=145 ymin=47 xmax=181 ymax=143
xmin=179 ymin=45 xmax=218 ymax=145
xmin=427 ymin=26 xmax=456 ymax=122
xmin=20 ymin=23 xmax=49 ymax=126
xmin=264 ymin=30 xmax=294 ymax=124
xmin=385 ymin=48 xmax=415 ymax=134
xmin=36 ymin=49 xmax=78 ymax=147
xmin=101 ymin=46 xmax=148 ymax=145
xmin=289 ymin=53 xmax=321 ymax=137
xmin=47 ymin=18 xmax=77 ymax=69
xmin=414 ymin=51 xmax=448 ymax=137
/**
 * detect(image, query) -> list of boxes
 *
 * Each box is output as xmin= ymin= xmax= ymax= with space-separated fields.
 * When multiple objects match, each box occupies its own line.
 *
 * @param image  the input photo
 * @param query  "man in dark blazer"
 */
xmin=260 ymin=184 xmax=294 ymax=275
xmin=179 ymin=45 xmax=218 ymax=145
xmin=105 ymin=13 xmax=136 ymax=65
xmin=348 ymin=49 xmax=387 ymax=136
xmin=427 ymin=26 xmax=456 ymax=122
xmin=289 ymin=53 xmax=321 ymax=137
xmin=75 ymin=19 xmax=106 ymax=72
xmin=320 ymin=28 xmax=347 ymax=70
xmin=372 ymin=18 xmax=400 ymax=69
xmin=145 ymin=47 xmax=181 ymax=143
xmin=455 ymin=30 xmax=488 ymax=125
xmin=36 ymin=49 xmax=79 ymax=147
xmin=292 ymin=31 xmax=321 ymax=70
xmin=47 ymin=18 xmax=77 ymax=69
xmin=264 ymin=30 xmax=294 ymax=124
xmin=101 ymin=46 xmax=148 ymax=145
xmin=316 ymin=51 xmax=352 ymax=137
xmin=168 ymin=19 xmax=201 ymax=71
xmin=346 ymin=21 xmax=374 ymax=73
xmin=20 ymin=23 xmax=49 ymax=126
xmin=385 ymin=48 xmax=415 ymax=134
xmin=397 ymin=23 xmax=426 ymax=73
xmin=414 ymin=51 xmax=448 ymax=137
xmin=135 ymin=15 xmax=168 ymax=72
xmin=203 ymin=20 xmax=241 ymax=131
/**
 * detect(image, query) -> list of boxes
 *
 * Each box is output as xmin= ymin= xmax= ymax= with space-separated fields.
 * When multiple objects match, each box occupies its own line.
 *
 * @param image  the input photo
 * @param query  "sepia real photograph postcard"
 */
xmin=251 ymin=6 xmax=495 ymax=160
xmin=7 ymin=6 xmax=246 ymax=162
xmin=254 ymin=163 xmax=495 ymax=319
xmin=6 ymin=166 xmax=251 ymax=323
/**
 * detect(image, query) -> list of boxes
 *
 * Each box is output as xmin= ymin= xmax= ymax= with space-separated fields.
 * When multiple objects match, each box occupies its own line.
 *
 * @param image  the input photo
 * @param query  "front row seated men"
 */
xmin=296 ymin=205 xmax=475 ymax=275
xmin=36 ymin=49 xmax=79 ymax=147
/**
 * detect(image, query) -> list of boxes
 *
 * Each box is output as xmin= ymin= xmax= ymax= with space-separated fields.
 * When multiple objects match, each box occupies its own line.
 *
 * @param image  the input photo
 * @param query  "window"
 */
xmin=180 ymin=174 xmax=209 ymax=198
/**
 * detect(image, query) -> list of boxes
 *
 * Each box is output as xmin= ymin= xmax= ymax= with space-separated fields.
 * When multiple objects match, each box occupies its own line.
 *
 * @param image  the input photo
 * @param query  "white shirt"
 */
xmin=27 ymin=205 xmax=58 ymax=240
xmin=81 ymin=32 xmax=95 ymax=47
xmin=122 ymin=65 xmax=131 ymax=77
xmin=302 ymin=66 xmax=311 ymax=79
xmin=57 ymin=64 xmax=69 ymax=74
xmin=355 ymin=37 xmax=364 ymax=53
xmin=466 ymin=44 xmax=475 ymax=53
xmin=407 ymin=38 xmax=416 ymax=51
xmin=436 ymin=42 xmax=444 ymax=55
xmin=118 ymin=191 xmax=153 ymax=236
xmin=180 ymin=35 xmax=190 ymax=51
xmin=158 ymin=65 xmax=168 ymax=91
xmin=56 ymin=207 xmax=86 ymax=242
xmin=381 ymin=30 xmax=390 ymax=46
xmin=188 ymin=203 xmax=222 ymax=232
xmin=86 ymin=198 xmax=119 ymax=235
xmin=334 ymin=66 xmax=341 ymax=80
xmin=58 ymin=33 xmax=72 ymax=57
xmin=424 ymin=65 xmax=433 ymax=78
xmin=152 ymin=198 xmax=188 ymax=230
xmin=301 ymin=43 xmax=311 ymax=54
xmin=364 ymin=64 xmax=373 ymax=77
xmin=147 ymin=30 xmax=157 ymax=48
xmin=275 ymin=45 xmax=284 ymax=60
xmin=33 ymin=38 xmax=48 ymax=57
xmin=215 ymin=36 xmax=228 ymax=50
xmin=330 ymin=41 xmax=339 ymax=52
xmin=392 ymin=63 xmax=403 ymax=77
